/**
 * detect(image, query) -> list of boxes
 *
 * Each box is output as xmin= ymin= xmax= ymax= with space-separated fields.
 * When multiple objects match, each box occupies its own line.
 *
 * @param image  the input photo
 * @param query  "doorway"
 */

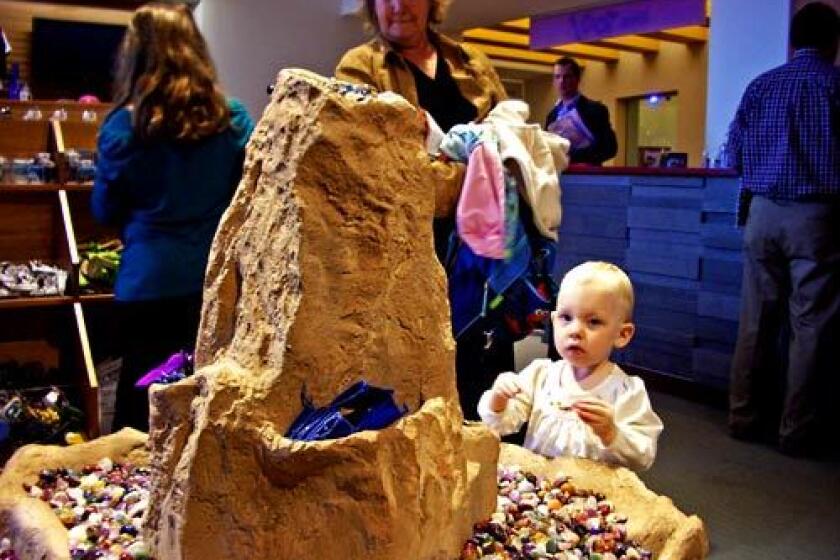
xmin=623 ymin=93 xmax=679 ymax=166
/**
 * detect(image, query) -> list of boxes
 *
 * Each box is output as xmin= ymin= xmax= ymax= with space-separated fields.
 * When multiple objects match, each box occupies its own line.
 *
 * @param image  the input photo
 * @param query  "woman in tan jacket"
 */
xmin=336 ymin=0 xmax=506 ymax=227
xmin=336 ymin=0 xmax=511 ymax=421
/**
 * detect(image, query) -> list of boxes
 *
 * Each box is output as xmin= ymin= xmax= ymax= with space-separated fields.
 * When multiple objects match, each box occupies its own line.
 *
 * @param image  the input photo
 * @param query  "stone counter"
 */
xmin=556 ymin=168 xmax=743 ymax=390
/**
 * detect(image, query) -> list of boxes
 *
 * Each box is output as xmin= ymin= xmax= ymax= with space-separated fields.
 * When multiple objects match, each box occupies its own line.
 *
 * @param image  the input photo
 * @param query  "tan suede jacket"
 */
xmin=335 ymin=33 xmax=507 ymax=217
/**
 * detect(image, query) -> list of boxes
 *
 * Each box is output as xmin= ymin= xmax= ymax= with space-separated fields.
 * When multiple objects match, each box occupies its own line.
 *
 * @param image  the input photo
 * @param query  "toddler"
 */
xmin=478 ymin=261 xmax=663 ymax=470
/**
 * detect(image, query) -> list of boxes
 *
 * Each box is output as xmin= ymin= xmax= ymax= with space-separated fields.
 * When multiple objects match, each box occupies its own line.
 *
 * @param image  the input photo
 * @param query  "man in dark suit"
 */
xmin=545 ymin=57 xmax=618 ymax=166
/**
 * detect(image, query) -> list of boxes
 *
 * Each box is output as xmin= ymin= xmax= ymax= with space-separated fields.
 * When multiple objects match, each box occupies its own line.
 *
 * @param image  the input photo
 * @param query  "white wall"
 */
xmin=193 ymin=0 xmax=614 ymax=119
xmin=196 ymin=0 xmax=814 ymax=151
xmin=194 ymin=0 xmax=367 ymax=119
xmin=705 ymin=0 xmax=791 ymax=153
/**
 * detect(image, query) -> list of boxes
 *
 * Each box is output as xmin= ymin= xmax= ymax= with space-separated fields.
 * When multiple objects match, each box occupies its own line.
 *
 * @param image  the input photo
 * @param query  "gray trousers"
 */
xmin=730 ymin=196 xmax=840 ymax=444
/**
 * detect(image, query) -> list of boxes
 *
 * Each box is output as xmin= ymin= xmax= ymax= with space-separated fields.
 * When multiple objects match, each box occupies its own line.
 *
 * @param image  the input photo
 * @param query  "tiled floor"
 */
xmin=642 ymin=390 xmax=840 ymax=559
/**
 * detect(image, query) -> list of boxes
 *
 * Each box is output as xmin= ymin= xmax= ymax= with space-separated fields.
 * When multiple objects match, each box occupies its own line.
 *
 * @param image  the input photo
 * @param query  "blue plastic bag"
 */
xmin=285 ymin=381 xmax=408 ymax=442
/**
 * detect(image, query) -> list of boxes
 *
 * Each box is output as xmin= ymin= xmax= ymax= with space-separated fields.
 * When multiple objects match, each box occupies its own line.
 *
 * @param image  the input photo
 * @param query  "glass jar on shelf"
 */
xmin=35 ymin=153 xmax=56 ymax=183
xmin=65 ymin=149 xmax=80 ymax=182
xmin=18 ymin=83 xmax=32 ymax=102
xmin=11 ymin=158 xmax=33 ymax=184
xmin=22 ymin=107 xmax=43 ymax=121
xmin=76 ymin=159 xmax=95 ymax=183
xmin=50 ymin=107 xmax=68 ymax=122
xmin=26 ymin=161 xmax=44 ymax=183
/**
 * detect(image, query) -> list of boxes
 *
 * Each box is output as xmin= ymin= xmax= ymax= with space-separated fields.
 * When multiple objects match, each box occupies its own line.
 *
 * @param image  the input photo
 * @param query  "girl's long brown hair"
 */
xmin=111 ymin=3 xmax=230 ymax=142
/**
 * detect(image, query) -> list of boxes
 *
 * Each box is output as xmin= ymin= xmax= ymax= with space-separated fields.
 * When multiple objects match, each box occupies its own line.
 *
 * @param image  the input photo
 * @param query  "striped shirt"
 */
xmin=727 ymin=49 xmax=840 ymax=224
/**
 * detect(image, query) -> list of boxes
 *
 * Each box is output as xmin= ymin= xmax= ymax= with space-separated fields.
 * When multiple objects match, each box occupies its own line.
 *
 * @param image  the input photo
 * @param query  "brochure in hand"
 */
xmin=547 ymin=108 xmax=594 ymax=151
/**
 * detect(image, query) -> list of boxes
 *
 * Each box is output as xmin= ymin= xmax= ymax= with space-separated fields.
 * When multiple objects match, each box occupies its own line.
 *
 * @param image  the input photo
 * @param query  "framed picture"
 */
xmin=659 ymin=152 xmax=688 ymax=168
xmin=638 ymin=146 xmax=668 ymax=167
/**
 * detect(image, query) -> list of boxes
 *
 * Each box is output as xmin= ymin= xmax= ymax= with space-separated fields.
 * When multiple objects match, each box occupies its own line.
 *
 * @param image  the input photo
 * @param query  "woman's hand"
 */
xmin=572 ymin=397 xmax=617 ymax=445
xmin=489 ymin=372 xmax=522 ymax=413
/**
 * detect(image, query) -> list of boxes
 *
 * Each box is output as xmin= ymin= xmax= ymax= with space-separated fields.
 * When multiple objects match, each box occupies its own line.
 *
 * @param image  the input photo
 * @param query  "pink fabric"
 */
xmin=457 ymin=142 xmax=506 ymax=259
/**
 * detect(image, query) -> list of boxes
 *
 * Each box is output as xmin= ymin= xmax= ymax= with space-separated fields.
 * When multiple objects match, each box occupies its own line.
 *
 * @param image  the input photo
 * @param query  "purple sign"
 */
xmin=530 ymin=0 xmax=705 ymax=49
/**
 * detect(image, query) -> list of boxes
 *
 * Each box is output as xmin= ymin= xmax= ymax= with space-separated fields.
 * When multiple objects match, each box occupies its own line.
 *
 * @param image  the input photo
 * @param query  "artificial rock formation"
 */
xmin=499 ymin=444 xmax=710 ymax=560
xmin=142 ymin=69 xmax=499 ymax=560
xmin=0 ymin=68 xmax=710 ymax=560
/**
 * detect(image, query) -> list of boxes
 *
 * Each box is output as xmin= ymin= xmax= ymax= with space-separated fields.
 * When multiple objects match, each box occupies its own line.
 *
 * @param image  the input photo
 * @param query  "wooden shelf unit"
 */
xmin=0 ymin=182 xmax=93 ymax=193
xmin=0 ymin=100 xmax=112 ymax=124
xmin=0 ymin=295 xmax=74 ymax=310
xmin=0 ymin=104 xmax=116 ymax=439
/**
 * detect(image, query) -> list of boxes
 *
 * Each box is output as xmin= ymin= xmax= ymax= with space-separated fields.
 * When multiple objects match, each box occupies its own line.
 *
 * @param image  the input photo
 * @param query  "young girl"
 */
xmin=93 ymin=4 xmax=254 ymax=431
xmin=478 ymin=261 xmax=663 ymax=471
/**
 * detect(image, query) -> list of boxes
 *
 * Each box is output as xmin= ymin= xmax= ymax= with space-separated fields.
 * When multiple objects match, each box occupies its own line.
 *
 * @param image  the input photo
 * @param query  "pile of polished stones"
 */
xmin=461 ymin=466 xmax=652 ymax=560
xmin=22 ymin=457 xmax=153 ymax=560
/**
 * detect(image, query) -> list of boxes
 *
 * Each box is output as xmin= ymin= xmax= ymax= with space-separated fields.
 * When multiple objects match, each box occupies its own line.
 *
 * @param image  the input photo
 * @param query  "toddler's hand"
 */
xmin=572 ymin=398 xmax=617 ymax=445
xmin=489 ymin=372 xmax=522 ymax=412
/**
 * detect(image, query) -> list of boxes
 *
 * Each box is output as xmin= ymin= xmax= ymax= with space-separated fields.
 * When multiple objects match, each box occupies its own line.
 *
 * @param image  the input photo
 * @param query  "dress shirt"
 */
xmin=728 ymin=49 xmax=840 ymax=224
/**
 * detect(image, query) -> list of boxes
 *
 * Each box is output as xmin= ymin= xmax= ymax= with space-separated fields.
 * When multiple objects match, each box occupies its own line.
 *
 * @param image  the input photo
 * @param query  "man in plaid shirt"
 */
xmin=727 ymin=2 xmax=839 ymax=458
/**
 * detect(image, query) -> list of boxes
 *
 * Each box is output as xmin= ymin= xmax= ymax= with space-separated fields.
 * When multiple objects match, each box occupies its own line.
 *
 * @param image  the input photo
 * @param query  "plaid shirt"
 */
xmin=727 ymin=49 xmax=840 ymax=225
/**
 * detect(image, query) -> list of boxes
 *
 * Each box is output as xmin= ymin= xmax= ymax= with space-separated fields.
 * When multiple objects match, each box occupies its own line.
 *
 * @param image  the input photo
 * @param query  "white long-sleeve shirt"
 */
xmin=478 ymin=359 xmax=663 ymax=471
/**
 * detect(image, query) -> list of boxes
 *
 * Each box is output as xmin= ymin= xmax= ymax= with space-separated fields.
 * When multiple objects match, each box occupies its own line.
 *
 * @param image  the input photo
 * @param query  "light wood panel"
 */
xmin=490 ymin=21 xmax=662 ymax=55
xmin=0 ymin=120 xmax=52 ymax=157
xmin=469 ymin=16 xmax=708 ymax=69
xmin=642 ymin=26 xmax=709 ymax=44
xmin=465 ymin=28 xmax=619 ymax=63
xmin=60 ymin=120 xmax=98 ymax=152
xmin=589 ymin=36 xmax=661 ymax=55
xmin=462 ymin=41 xmax=562 ymax=68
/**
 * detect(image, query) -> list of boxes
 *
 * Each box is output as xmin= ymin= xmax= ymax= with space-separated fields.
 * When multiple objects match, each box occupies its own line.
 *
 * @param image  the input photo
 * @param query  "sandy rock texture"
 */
xmin=142 ymin=68 xmax=499 ymax=560
xmin=499 ymin=444 xmax=709 ymax=560
xmin=0 ymin=429 xmax=148 ymax=560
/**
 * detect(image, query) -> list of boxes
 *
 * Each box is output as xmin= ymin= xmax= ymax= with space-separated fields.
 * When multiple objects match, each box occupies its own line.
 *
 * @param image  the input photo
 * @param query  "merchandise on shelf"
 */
xmin=50 ymin=107 xmax=68 ymax=122
xmin=0 ymin=386 xmax=84 ymax=454
xmin=0 ymin=99 xmax=112 ymax=440
xmin=21 ymin=106 xmax=41 ymax=121
xmin=78 ymin=239 xmax=122 ymax=292
xmin=0 ymin=261 xmax=68 ymax=298
xmin=5 ymin=64 xmax=21 ymax=101
xmin=64 ymin=149 xmax=96 ymax=183
xmin=0 ymin=152 xmax=55 ymax=184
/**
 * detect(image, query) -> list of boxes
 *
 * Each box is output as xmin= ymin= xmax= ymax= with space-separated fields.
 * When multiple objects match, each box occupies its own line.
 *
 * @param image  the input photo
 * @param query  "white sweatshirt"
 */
xmin=478 ymin=359 xmax=663 ymax=471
